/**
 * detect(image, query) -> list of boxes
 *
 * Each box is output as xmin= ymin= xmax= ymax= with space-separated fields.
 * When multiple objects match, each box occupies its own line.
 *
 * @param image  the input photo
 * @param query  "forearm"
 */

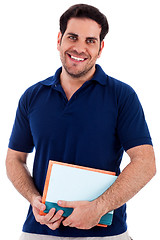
xmin=6 ymin=148 xmax=65 ymax=230
xmin=96 ymin=146 xmax=156 ymax=215
xmin=6 ymin=149 xmax=40 ymax=205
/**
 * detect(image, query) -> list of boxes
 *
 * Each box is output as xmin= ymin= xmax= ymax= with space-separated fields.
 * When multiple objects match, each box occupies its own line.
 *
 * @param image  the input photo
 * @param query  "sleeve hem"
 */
xmin=8 ymin=141 xmax=34 ymax=153
xmin=123 ymin=137 xmax=153 ymax=151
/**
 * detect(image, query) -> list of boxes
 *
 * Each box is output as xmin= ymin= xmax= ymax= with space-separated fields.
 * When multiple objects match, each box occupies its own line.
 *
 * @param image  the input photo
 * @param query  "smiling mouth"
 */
xmin=67 ymin=53 xmax=87 ymax=62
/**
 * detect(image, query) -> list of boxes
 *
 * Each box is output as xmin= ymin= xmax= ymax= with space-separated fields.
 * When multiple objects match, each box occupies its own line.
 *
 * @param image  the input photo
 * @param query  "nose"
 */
xmin=72 ymin=39 xmax=87 ymax=55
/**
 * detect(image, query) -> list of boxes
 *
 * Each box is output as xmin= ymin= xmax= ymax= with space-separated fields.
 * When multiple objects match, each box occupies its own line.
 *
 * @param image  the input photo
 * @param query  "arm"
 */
xmin=95 ymin=144 xmax=156 ymax=213
xmin=59 ymin=145 xmax=156 ymax=229
xmin=6 ymin=148 xmax=64 ymax=230
xmin=6 ymin=148 xmax=39 ymax=203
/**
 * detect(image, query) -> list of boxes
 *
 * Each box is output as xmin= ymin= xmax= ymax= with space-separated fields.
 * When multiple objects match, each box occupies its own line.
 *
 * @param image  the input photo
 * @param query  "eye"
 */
xmin=86 ymin=39 xmax=96 ymax=44
xmin=68 ymin=36 xmax=77 ymax=41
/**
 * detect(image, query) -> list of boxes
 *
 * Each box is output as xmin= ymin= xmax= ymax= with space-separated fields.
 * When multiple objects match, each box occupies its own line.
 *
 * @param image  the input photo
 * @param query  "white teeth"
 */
xmin=70 ymin=55 xmax=85 ymax=61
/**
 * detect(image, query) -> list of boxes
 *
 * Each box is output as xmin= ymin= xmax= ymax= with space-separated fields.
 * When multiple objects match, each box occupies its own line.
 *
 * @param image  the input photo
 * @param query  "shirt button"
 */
xmin=54 ymin=84 xmax=57 ymax=87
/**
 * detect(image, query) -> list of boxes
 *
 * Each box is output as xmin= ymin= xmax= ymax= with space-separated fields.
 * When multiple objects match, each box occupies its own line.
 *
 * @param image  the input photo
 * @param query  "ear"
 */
xmin=98 ymin=40 xmax=104 ymax=58
xmin=57 ymin=32 xmax=62 ymax=51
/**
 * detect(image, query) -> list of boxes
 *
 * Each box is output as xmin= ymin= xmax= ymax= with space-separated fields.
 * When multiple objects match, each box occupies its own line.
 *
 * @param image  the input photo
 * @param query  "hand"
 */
xmin=57 ymin=200 xmax=103 ymax=229
xmin=32 ymin=195 xmax=64 ymax=230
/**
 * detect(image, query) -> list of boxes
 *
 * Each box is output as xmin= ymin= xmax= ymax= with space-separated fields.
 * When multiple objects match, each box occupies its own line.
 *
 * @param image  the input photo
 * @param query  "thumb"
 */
xmin=57 ymin=200 xmax=78 ymax=208
xmin=33 ymin=195 xmax=46 ymax=211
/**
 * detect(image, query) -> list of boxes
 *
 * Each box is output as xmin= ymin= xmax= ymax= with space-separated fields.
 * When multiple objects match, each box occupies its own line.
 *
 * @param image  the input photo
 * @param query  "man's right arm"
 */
xmin=6 ymin=148 xmax=64 ymax=230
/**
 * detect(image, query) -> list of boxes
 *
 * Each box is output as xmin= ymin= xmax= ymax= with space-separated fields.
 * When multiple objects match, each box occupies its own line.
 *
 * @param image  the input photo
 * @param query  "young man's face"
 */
xmin=57 ymin=18 xmax=104 ymax=79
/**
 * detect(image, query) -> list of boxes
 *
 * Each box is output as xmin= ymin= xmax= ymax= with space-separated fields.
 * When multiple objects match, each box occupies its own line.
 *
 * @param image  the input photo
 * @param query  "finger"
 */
xmin=33 ymin=205 xmax=48 ymax=223
xmin=58 ymin=200 xmax=77 ymax=208
xmin=62 ymin=214 xmax=74 ymax=227
xmin=62 ymin=220 xmax=71 ymax=227
xmin=40 ymin=208 xmax=56 ymax=224
xmin=47 ymin=216 xmax=64 ymax=231
xmin=49 ymin=210 xmax=64 ymax=223
xmin=33 ymin=196 xmax=46 ymax=211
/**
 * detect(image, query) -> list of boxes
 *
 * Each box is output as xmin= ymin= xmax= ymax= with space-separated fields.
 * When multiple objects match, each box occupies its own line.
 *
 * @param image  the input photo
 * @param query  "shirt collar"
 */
xmin=90 ymin=64 xmax=107 ymax=85
xmin=40 ymin=64 xmax=107 ymax=86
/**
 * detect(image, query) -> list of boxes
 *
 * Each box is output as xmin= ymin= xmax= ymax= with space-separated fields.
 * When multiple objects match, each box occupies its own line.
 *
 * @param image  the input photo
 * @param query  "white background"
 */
xmin=0 ymin=0 xmax=159 ymax=239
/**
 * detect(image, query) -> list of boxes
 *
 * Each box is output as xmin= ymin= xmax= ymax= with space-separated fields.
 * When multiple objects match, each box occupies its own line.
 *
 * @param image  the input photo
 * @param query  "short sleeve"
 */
xmin=117 ymin=91 xmax=152 ymax=151
xmin=8 ymin=93 xmax=34 ymax=153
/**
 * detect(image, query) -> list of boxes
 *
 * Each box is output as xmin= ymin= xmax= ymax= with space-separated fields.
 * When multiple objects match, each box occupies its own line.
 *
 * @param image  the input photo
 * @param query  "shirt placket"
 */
xmin=52 ymin=81 xmax=92 ymax=108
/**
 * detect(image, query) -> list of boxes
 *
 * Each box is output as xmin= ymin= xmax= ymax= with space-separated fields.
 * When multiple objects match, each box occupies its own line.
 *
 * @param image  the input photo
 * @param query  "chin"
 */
xmin=64 ymin=65 xmax=95 ymax=79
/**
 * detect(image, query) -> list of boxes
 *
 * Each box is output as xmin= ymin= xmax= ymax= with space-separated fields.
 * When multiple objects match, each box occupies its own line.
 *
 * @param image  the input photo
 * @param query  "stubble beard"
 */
xmin=63 ymin=63 xmax=94 ymax=79
xmin=60 ymin=52 xmax=96 ymax=79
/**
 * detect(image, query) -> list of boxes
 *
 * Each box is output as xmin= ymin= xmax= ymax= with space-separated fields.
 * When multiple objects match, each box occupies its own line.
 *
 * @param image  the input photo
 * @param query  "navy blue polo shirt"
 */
xmin=9 ymin=64 xmax=152 ymax=237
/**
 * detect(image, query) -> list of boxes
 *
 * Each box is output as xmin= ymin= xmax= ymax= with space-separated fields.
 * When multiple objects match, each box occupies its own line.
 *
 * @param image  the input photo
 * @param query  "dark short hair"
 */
xmin=60 ymin=4 xmax=109 ymax=42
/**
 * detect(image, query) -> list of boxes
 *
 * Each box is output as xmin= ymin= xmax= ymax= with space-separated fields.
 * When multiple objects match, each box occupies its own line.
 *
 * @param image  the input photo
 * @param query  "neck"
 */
xmin=60 ymin=65 xmax=96 ymax=101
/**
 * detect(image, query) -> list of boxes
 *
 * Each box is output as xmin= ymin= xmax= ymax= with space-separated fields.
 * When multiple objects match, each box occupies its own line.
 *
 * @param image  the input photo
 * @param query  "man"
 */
xmin=6 ymin=4 xmax=156 ymax=240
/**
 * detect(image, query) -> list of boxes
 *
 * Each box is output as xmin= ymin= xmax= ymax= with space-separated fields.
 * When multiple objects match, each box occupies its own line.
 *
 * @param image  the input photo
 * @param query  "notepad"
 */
xmin=40 ymin=161 xmax=117 ymax=227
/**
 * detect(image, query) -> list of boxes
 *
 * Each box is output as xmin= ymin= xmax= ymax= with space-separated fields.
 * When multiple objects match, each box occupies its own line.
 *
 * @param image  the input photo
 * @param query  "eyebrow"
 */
xmin=67 ymin=33 xmax=78 ymax=37
xmin=67 ymin=33 xmax=98 ymax=41
xmin=86 ymin=37 xmax=98 ymax=41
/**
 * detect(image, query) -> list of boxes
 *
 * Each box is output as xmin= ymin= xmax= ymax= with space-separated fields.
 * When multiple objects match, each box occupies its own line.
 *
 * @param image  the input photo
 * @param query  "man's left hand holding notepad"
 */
xmin=56 ymin=199 xmax=104 ymax=229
